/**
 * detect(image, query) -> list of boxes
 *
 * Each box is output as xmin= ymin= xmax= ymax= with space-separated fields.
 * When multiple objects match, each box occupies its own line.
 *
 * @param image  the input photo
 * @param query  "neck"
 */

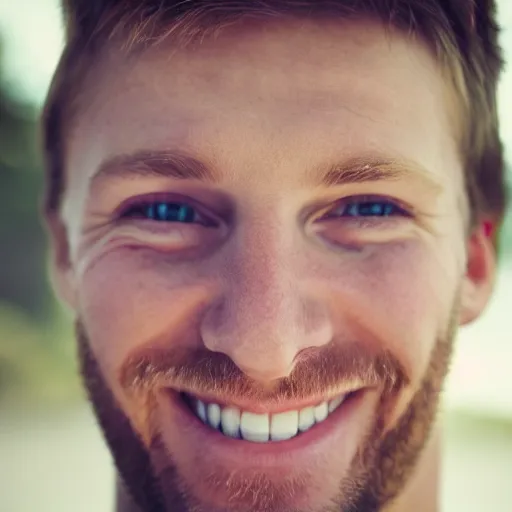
xmin=385 ymin=422 xmax=441 ymax=512
xmin=116 ymin=423 xmax=441 ymax=512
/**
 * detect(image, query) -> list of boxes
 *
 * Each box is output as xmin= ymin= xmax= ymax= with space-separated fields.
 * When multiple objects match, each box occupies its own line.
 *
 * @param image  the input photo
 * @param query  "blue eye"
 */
xmin=122 ymin=201 xmax=202 ymax=223
xmin=332 ymin=199 xmax=406 ymax=218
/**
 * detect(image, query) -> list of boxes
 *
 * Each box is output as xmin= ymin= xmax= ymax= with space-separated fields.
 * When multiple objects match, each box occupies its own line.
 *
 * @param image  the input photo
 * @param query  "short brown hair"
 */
xmin=42 ymin=0 xmax=507 ymax=246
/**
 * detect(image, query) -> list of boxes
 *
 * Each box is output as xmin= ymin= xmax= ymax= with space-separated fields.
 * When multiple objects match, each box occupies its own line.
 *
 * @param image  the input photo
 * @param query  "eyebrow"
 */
xmin=317 ymin=156 xmax=443 ymax=193
xmin=91 ymin=150 xmax=219 ymax=185
xmin=91 ymin=150 xmax=443 ymax=193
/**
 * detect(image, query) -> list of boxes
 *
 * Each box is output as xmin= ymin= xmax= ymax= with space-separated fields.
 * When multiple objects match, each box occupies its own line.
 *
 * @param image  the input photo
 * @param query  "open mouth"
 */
xmin=180 ymin=391 xmax=358 ymax=443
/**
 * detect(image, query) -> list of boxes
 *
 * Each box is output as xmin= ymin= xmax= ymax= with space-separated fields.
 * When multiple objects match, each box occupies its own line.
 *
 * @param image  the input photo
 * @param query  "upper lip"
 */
xmin=173 ymin=387 xmax=368 ymax=414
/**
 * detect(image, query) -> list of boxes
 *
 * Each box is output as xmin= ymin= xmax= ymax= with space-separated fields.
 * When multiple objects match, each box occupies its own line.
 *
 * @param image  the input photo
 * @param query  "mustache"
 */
xmin=118 ymin=341 xmax=409 ymax=403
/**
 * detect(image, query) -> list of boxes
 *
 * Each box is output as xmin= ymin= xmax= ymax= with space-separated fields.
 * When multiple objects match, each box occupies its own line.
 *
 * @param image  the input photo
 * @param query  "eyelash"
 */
xmin=117 ymin=194 xmax=410 ymax=228
xmin=320 ymin=195 xmax=411 ymax=221
xmin=118 ymin=197 xmax=216 ymax=227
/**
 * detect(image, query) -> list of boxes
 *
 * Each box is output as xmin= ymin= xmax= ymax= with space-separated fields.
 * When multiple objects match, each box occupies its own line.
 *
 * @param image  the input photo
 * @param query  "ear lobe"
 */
xmin=45 ymin=213 xmax=78 ymax=311
xmin=459 ymin=222 xmax=496 ymax=325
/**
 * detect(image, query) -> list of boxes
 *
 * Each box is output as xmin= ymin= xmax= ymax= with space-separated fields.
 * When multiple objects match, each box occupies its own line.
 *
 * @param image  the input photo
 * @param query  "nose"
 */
xmin=200 ymin=220 xmax=333 ymax=383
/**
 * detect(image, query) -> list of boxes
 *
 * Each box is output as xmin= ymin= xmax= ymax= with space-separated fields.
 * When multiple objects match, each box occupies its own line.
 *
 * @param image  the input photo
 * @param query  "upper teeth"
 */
xmin=191 ymin=394 xmax=346 ymax=442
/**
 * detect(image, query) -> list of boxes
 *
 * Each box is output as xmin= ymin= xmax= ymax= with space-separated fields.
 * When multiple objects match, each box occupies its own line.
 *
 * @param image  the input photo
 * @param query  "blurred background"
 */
xmin=0 ymin=1 xmax=511 ymax=511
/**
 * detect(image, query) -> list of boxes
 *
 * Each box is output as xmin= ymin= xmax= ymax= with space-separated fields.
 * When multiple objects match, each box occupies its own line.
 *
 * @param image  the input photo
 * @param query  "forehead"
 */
xmin=67 ymin=17 xmax=462 ymax=192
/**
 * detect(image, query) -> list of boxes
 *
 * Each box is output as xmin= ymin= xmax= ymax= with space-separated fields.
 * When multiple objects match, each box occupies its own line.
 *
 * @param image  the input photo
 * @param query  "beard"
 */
xmin=76 ymin=302 xmax=458 ymax=512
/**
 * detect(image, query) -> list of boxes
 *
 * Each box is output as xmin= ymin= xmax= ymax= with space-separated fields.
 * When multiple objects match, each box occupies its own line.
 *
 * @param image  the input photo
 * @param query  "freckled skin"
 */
xmin=48 ymin=17 xmax=495 ymax=512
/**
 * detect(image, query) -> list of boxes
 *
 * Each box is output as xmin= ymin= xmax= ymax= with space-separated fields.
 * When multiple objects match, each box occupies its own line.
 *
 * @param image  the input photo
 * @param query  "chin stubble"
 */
xmin=76 ymin=300 xmax=458 ymax=512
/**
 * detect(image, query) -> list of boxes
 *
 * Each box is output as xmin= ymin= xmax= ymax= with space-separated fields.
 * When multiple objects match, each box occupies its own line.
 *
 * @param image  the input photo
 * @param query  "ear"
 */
xmin=45 ymin=212 xmax=78 ymax=312
xmin=459 ymin=221 xmax=496 ymax=325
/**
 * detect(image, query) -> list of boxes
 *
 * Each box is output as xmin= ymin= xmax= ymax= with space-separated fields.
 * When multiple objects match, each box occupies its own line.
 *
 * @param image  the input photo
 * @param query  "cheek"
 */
xmin=78 ymin=237 xmax=460 ymax=396
xmin=77 ymin=248 xmax=203 ymax=384
xmin=323 ymin=239 xmax=459 ymax=383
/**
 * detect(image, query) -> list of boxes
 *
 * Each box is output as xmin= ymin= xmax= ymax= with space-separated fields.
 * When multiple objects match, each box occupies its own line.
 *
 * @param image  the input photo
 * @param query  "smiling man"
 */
xmin=41 ymin=1 xmax=507 ymax=511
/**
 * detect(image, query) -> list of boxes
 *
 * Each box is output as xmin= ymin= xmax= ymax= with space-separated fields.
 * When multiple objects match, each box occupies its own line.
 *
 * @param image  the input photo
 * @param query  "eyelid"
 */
xmin=114 ymin=192 xmax=220 ymax=226
xmin=318 ymin=194 xmax=415 ymax=220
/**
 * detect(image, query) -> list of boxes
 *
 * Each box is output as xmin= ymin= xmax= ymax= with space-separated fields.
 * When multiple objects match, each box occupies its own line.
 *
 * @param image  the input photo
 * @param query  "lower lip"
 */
xmin=159 ymin=387 xmax=377 ymax=468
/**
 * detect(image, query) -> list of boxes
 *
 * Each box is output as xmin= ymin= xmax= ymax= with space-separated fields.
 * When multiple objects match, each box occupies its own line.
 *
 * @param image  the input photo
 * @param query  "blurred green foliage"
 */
xmin=0 ymin=34 xmax=511 ymax=406
xmin=0 ymin=39 xmax=80 ymax=405
xmin=0 ymin=77 xmax=49 ymax=318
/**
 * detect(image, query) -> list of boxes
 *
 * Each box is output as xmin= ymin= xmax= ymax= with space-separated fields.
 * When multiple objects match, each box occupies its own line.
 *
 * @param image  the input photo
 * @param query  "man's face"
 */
xmin=49 ymin=17 xmax=494 ymax=512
